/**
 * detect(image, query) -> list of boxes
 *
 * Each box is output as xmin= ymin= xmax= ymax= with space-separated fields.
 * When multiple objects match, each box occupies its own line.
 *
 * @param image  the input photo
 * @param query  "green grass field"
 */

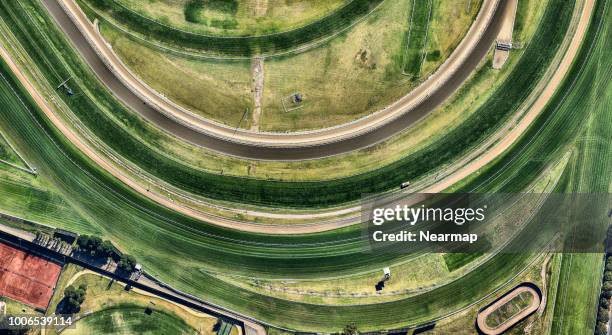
xmin=484 ymin=290 xmax=534 ymax=328
xmin=550 ymin=254 xmax=603 ymax=334
xmin=443 ymin=253 xmax=483 ymax=272
xmin=101 ymin=0 xmax=478 ymax=132
xmin=0 ymin=0 xmax=607 ymax=331
xmin=101 ymin=23 xmax=254 ymax=127
xmin=0 ymin=296 xmax=40 ymax=315
xmin=259 ymin=0 xmax=414 ymax=131
xmin=46 ymin=267 xmax=220 ymax=335
xmin=0 ymin=178 xmax=92 ymax=231
xmin=80 ymin=0 xmax=384 ymax=57
xmin=119 ymin=0 xmax=348 ymax=37
xmin=402 ymin=0 xmax=432 ymax=77
xmin=62 ymin=306 xmax=198 ymax=335
xmin=0 ymin=0 xmax=575 ymax=208
xmin=0 ymin=132 xmax=26 ymax=167
xmin=419 ymin=0 xmax=483 ymax=76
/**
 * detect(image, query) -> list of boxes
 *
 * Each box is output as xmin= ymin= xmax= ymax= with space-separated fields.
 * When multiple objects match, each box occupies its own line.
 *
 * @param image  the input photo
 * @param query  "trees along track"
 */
xmin=41 ymin=0 xmax=507 ymax=159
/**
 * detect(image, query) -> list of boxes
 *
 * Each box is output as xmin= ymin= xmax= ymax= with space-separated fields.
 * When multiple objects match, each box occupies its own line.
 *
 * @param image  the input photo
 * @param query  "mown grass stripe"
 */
xmin=402 ymin=0 xmax=433 ymax=77
xmin=81 ymin=0 xmax=384 ymax=57
xmin=0 ymin=0 xmax=606 ymax=331
xmin=0 ymin=0 xmax=577 ymax=208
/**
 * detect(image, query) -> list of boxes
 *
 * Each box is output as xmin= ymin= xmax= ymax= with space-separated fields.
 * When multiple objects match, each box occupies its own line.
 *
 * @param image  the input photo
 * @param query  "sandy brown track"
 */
xmin=476 ymin=285 xmax=541 ymax=334
xmin=50 ymin=0 xmax=502 ymax=149
xmin=0 ymin=0 xmax=594 ymax=234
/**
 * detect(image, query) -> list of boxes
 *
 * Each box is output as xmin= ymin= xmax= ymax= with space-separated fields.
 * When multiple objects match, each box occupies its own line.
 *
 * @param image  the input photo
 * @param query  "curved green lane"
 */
xmin=0 ymin=0 xmax=607 ymax=331
xmin=81 ymin=0 xmax=384 ymax=57
xmin=0 ymin=0 xmax=574 ymax=209
xmin=64 ymin=305 xmax=198 ymax=335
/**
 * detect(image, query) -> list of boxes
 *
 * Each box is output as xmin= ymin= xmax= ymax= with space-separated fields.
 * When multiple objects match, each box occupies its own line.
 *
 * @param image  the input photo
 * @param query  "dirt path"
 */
xmin=492 ymin=0 xmax=518 ymax=69
xmin=0 ymin=0 xmax=594 ymax=234
xmin=476 ymin=285 xmax=541 ymax=334
xmin=0 ymin=221 xmax=35 ymax=241
xmin=497 ymin=0 xmax=517 ymax=42
xmin=47 ymin=0 xmax=503 ymax=150
xmin=250 ymin=57 xmax=264 ymax=131
xmin=538 ymin=255 xmax=551 ymax=315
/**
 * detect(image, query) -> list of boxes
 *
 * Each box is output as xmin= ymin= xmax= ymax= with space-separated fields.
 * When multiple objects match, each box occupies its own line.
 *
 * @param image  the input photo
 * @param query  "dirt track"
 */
xmin=0 ymin=0 xmax=594 ymax=234
xmin=426 ymin=0 xmax=593 ymax=194
xmin=229 ymin=0 xmax=596 ymax=233
xmin=476 ymin=285 xmax=541 ymax=334
xmin=492 ymin=0 xmax=517 ymax=69
xmin=41 ymin=0 xmax=506 ymax=159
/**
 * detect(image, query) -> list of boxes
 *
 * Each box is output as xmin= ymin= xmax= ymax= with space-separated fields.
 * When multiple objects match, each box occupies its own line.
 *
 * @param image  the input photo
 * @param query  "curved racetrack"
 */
xmin=42 ymin=0 xmax=510 ymax=160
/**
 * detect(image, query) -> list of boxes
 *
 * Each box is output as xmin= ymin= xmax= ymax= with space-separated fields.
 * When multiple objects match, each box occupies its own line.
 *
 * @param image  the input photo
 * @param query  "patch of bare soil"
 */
xmin=251 ymin=0 xmax=268 ymax=17
xmin=250 ymin=57 xmax=264 ymax=130
xmin=355 ymin=48 xmax=377 ymax=69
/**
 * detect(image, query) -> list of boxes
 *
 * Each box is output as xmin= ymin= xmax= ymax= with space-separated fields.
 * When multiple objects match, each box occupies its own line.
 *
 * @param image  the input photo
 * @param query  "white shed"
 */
xmin=383 ymin=267 xmax=391 ymax=280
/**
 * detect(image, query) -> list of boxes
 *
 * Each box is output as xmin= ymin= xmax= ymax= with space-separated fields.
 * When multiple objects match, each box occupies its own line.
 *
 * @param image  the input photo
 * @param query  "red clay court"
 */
xmin=0 ymin=242 xmax=62 ymax=309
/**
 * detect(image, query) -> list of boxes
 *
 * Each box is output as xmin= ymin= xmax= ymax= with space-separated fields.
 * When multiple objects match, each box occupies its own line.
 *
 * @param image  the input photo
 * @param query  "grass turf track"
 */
xmin=79 ymin=0 xmax=383 ymax=57
xmin=550 ymin=254 xmax=603 ymax=334
xmin=0 ymin=178 xmax=92 ymax=232
xmin=402 ymin=0 xmax=432 ymax=76
xmin=550 ymin=8 xmax=612 ymax=330
xmin=0 ymin=132 xmax=26 ymax=167
xmin=0 ymin=0 xmax=576 ymax=209
xmin=465 ymin=1 xmax=611 ymax=330
xmin=443 ymin=252 xmax=483 ymax=272
xmin=0 ymin=0 xmax=608 ymax=330
xmin=62 ymin=305 xmax=198 ymax=335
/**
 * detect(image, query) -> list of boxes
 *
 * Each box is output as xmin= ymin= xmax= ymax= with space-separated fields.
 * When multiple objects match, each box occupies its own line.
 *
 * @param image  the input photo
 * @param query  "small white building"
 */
xmin=383 ymin=267 xmax=391 ymax=281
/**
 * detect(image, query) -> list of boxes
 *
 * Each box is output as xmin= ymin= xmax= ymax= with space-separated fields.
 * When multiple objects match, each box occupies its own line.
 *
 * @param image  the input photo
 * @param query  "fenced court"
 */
xmin=281 ymin=92 xmax=306 ymax=113
xmin=0 ymin=242 xmax=62 ymax=309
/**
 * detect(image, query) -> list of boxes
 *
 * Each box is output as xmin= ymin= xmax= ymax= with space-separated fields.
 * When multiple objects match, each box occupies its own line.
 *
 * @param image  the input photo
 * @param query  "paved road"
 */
xmin=41 ymin=0 xmax=509 ymax=160
xmin=0 ymin=224 xmax=269 ymax=335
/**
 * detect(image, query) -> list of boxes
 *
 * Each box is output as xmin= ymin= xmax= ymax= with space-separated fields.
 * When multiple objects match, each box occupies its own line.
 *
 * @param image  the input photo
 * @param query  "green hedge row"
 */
xmin=0 ymin=0 xmax=573 ymax=208
xmin=85 ymin=0 xmax=383 ymax=56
